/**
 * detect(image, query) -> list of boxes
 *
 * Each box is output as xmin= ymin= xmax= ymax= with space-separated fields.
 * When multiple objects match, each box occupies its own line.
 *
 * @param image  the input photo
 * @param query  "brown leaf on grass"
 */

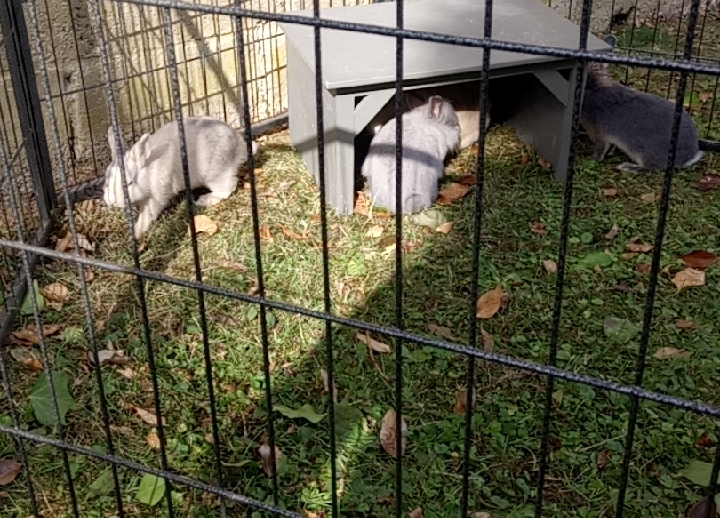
xmin=481 ymin=328 xmax=494 ymax=353
xmin=538 ymin=157 xmax=552 ymax=170
xmin=259 ymin=225 xmax=273 ymax=242
xmin=542 ymin=260 xmax=558 ymax=274
xmin=476 ymin=285 xmax=503 ymax=319
xmin=680 ymin=250 xmax=718 ymax=270
xmin=10 ymin=348 xmax=43 ymax=371
xmin=356 ymin=332 xmax=391 ymax=353
xmin=604 ymin=187 xmax=619 ymax=197
xmin=686 ymin=496 xmax=717 ymax=518
xmin=213 ymin=314 xmax=238 ymax=327
xmin=354 ymin=191 xmax=370 ymax=217
xmin=259 ymin=444 xmax=282 ymax=477
xmin=191 ymin=215 xmax=218 ymax=236
xmin=605 ymin=223 xmax=619 ymax=241
xmin=521 ymin=150 xmax=531 ymax=165
xmin=435 ymin=222 xmax=453 ymax=234
xmin=696 ymin=432 xmax=714 ymax=448
xmin=437 ymin=183 xmax=470 ymax=205
xmin=410 ymin=507 xmax=423 ymax=518
xmin=321 ymin=369 xmax=338 ymax=403
xmin=89 ymin=350 xmax=130 ymax=367
xmin=653 ymin=347 xmax=692 ymax=360
xmin=428 ymin=324 xmax=455 ymax=341
xmin=116 ymin=366 xmax=134 ymax=380
xmin=530 ymin=222 xmax=547 ymax=235
xmin=42 ymin=283 xmax=69 ymax=303
xmin=10 ymin=324 xmax=61 ymax=345
xmin=676 ymin=319 xmax=699 ymax=330
xmin=672 ymin=268 xmax=706 ymax=291
xmin=218 ymin=260 xmax=248 ymax=272
xmin=365 ymin=225 xmax=384 ymax=238
xmin=281 ymin=226 xmax=306 ymax=240
xmin=453 ymin=388 xmax=477 ymax=415
xmin=620 ymin=252 xmax=638 ymax=261
xmin=640 ymin=192 xmax=659 ymax=203
xmin=597 ymin=451 xmax=612 ymax=469
xmin=56 ymin=232 xmax=94 ymax=253
xmin=636 ymin=263 xmax=651 ymax=275
xmin=248 ymin=278 xmax=260 ymax=296
xmin=133 ymin=407 xmax=165 ymax=426
xmin=458 ymin=175 xmax=477 ymax=185
xmin=0 ymin=459 xmax=22 ymax=486
xmin=691 ymin=174 xmax=720 ymax=191
xmin=83 ymin=269 xmax=94 ymax=283
xmin=626 ymin=237 xmax=652 ymax=253
xmin=204 ymin=433 xmax=214 ymax=444
xmin=147 ymin=432 xmax=161 ymax=449
xmin=379 ymin=408 xmax=407 ymax=457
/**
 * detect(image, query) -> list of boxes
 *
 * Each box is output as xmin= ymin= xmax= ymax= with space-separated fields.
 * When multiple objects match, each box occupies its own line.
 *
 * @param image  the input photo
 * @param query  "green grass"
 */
xmin=2 ymin=21 xmax=720 ymax=518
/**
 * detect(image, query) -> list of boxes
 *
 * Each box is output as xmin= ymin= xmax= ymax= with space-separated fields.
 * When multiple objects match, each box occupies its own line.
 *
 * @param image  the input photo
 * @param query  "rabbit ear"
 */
xmin=430 ymin=96 xmax=444 ymax=119
xmin=134 ymin=133 xmax=152 ymax=164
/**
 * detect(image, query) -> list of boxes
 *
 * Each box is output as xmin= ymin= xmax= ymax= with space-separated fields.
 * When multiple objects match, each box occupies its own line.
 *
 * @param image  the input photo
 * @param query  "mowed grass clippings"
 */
xmin=2 ymin=21 xmax=720 ymax=518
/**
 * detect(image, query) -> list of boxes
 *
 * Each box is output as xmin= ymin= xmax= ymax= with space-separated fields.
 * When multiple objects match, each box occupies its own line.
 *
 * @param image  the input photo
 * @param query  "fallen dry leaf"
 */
xmin=410 ymin=507 xmax=423 ymax=518
xmin=538 ymin=157 xmax=552 ymax=170
xmin=476 ymin=285 xmax=503 ymax=319
xmin=356 ymin=332 xmax=391 ymax=353
xmin=626 ymin=238 xmax=653 ymax=253
xmin=604 ymin=187 xmax=619 ymax=197
xmin=147 ymin=432 xmax=161 ymax=449
xmin=83 ymin=269 xmax=94 ymax=283
xmin=597 ymin=450 xmax=612 ymax=469
xmin=248 ymin=278 xmax=260 ymax=296
xmin=620 ymin=252 xmax=638 ymax=261
xmin=435 ymin=222 xmax=453 ymax=234
xmin=458 ymin=175 xmax=477 ymax=185
xmin=453 ymin=387 xmax=477 ymax=415
xmin=116 ymin=366 xmax=134 ymax=380
xmin=437 ymin=183 xmax=470 ymax=205
xmin=133 ymin=407 xmax=165 ymax=426
xmin=530 ymin=222 xmax=547 ymax=235
xmin=191 ymin=215 xmax=218 ymax=236
xmin=281 ymin=226 xmax=306 ymax=240
xmin=428 ymin=323 xmax=455 ymax=341
xmin=481 ymin=327 xmax=494 ymax=352
xmin=321 ymin=369 xmax=338 ymax=403
xmin=218 ymin=260 xmax=248 ymax=272
xmin=675 ymin=319 xmax=699 ymax=330
xmin=691 ymin=174 xmax=720 ymax=191
xmin=213 ymin=314 xmax=238 ymax=327
xmin=696 ymin=432 xmax=714 ymax=448
xmin=56 ymin=232 xmax=94 ymax=253
xmin=89 ymin=350 xmax=130 ymax=367
xmin=636 ymin=263 xmax=651 ymax=275
xmin=0 ymin=459 xmax=22 ymax=486
xmin=10 ymin=324 xmax=61 ymax=345
xmin=680 ymin=250 xmax=718 ymax=270
xmin=259 ymin=444 xmax=282 ymax=477
xmin=354 ymin=191 xmax=370 ymax=217
xmin=10 ymin=348 xmax=43 ymax=371
xmin=379 ymin=408 xmax=407 ymax=457
xmin=640 ymin=192 xmax=659 ymax=203
xmin=542 ymin=260 xmax=558 ymax=274
xmin=653 ymin=347 xmax=692 ymax=360
xmin=672 ymin=268 xmax=706 ymax=291
xmin=42 ymin=283 xmax=69 ymax=304
xmin=605 ymin=223 xmax=619 ymax=241
xmin=365 ymin=225 xmax=384 ymax=238
xmin=521 ymin=150 xmax=531 ymax=165
xmin=259 ymin=225 xmax=273 ymax=242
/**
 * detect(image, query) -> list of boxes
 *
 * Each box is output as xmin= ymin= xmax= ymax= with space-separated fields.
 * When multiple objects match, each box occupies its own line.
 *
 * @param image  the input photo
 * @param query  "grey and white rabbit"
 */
xmin=362 ymin=95 xmax=460 ymax=215
xmin=368 ymin=82 xmax=489 ymax=151
xmin=581 ymin=36 xmax=703 ymax=173
xmin=104 ymin=117 xmax=258 ymax=238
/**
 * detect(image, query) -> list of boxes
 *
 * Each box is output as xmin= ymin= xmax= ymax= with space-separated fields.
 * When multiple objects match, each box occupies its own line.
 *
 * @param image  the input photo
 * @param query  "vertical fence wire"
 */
xmin=310 ymin=1 xmax=339 ymax=516
xmin=233 ymin=0 xmax=281 ymax=505
xmin=89 ymin=1 xmax=176 ymax=516
xmin=534 ymin=0 xmax=594 ymax=515
xmin=460 ymin=0 xmax=493 ymax=515
xmin=614 ymin=0 xmax=702 ymax=516
xmin=161 ymin=7 xmax=227 ymax=516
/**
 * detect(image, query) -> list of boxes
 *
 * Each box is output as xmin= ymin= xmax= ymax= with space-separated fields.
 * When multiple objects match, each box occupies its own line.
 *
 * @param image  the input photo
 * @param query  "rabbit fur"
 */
xmin=104 ymin=117 xmax=257 ymax=238
xmin=581 ymin=49 xmax=703 ymax=173
xmin=362 ymin=95 xmax=460 ymax=215
xmin=368 ymin=82 xmax=490 ymax=151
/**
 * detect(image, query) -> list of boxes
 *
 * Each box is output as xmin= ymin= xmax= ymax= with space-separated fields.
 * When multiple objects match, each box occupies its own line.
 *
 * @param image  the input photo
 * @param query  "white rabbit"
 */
xmin=362 ymin=95 xmax=460 ymax=215
xmin=104 ymin=117 xmax=258 ymax=238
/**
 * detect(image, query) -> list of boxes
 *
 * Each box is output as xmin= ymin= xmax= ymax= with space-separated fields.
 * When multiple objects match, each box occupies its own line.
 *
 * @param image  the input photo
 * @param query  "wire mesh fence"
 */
xmin=1 ymin=0 xmax=720 ymax=516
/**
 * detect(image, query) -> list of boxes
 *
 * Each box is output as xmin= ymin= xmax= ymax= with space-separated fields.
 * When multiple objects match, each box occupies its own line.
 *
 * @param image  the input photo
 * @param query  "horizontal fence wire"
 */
xmin=2 ymin=0 xmax=720 ymax=516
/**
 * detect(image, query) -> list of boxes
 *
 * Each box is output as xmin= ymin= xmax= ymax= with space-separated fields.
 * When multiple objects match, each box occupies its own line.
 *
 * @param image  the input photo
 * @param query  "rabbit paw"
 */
xmin=617 ymin=162 xmax=646 ymax=174
xmin=196 ymin=191 xmax=233 ymax=207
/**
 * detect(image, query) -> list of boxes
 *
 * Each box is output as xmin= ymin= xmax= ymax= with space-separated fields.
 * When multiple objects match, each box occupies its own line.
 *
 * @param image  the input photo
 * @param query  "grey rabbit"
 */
xmin=368 ymin=82 xmax=490 ymax=151
xmin=581 ymin=36 xmax=703 ymax=173
xmin=104 ymin=117 xmax=258 ymax=238
xmin=362 ymin=95 xmax=460 ymax=215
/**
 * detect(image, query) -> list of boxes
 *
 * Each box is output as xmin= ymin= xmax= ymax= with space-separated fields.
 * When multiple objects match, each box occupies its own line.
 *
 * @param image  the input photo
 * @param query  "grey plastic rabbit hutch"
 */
xmin=281 ymin=0 xmax=611 ymax=215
